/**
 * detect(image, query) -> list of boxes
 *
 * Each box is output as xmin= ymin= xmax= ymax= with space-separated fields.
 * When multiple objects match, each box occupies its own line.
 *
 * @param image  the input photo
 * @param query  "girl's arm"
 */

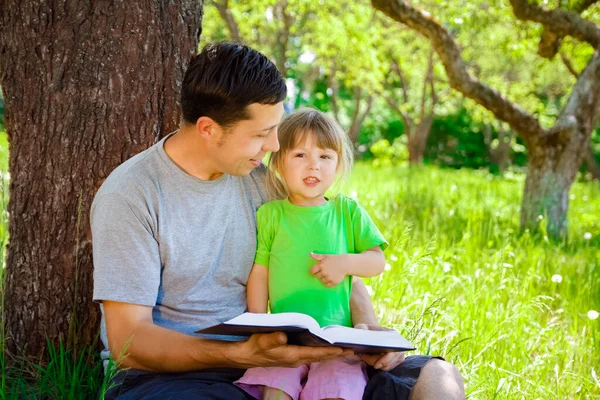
xmin=343 ymin=246 xmax=386 ymax=277
xmin=309 ymin=246 xmax=385 ymax=287
xmin=247 ymin=263 xmax=269 ymax=313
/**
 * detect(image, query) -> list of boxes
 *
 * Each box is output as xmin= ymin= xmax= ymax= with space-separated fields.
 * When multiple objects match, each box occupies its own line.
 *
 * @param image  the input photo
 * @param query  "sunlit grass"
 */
xmin=348 ymin=164 xmax=600 ymax=399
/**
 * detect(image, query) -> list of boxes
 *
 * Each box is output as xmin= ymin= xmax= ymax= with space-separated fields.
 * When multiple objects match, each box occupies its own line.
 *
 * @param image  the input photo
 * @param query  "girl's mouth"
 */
xmin=303 ymin=176 xmax=320 ymax=186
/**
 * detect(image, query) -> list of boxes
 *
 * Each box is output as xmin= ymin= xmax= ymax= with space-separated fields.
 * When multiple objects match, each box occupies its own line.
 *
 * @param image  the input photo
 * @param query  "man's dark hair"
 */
xmin=181 ymin=42 xmax=287 ymax=128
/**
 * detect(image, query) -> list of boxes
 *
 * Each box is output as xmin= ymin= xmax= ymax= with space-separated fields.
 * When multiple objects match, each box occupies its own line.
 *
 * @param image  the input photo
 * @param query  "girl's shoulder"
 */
xmin=331 ymin=193 xmax=363 ymax=213
xmin=256 ymin=199 xmax=287 ymax=216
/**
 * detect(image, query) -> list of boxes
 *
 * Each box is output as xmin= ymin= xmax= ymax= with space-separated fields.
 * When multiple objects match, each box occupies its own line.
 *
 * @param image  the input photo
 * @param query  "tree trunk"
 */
xmin=408 ymin=116 xmax=433 ymax=165
xmin=521 ymin=133 xmax=588 ymax=239
xmin=0 ymin=0 xmax=203 ymax=361
xmin=484 ymin=125 xmax=514 ymax=173
xmin=584 ymin=144 xmax=600 ymax=180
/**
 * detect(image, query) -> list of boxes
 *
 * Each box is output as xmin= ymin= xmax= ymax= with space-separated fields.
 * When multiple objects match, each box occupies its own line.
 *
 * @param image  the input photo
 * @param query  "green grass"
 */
xmin=346 ymin=164 xmax=600 ymax=399
xmin=1 ymin=162 xmax=599 ymax=399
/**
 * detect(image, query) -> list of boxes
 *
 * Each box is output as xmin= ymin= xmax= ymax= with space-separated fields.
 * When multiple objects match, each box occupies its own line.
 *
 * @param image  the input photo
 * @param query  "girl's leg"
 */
xmin=300 ymin=358 xmax=367 ymax=400
xmin=234 ymin=365 xmax=309 ymax=400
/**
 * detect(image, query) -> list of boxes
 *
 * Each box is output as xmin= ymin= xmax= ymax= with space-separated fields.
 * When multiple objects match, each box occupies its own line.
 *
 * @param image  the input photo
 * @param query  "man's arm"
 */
xmin=104 ymin=301 xmax=350 ymax=372
xmin=350 ymin=277 xmax=406 ymax=371
xmin=350 ymin=276 xmax=379 ymax=326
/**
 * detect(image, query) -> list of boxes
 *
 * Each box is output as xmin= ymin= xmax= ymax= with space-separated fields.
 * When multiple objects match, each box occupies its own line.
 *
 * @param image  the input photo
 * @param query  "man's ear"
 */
xmin=194 ymin=116 xmax=219 ymax=140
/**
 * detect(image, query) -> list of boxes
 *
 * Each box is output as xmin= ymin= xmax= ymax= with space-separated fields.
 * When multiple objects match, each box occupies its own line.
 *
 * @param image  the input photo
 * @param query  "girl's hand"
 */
xmin=309 ymin=252 xmax=349 ymax=287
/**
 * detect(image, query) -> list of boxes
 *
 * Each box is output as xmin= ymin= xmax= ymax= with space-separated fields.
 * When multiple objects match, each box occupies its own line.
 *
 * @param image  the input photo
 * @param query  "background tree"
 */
xmin=371 ymin=0 xmax=600 ymax=239
xmin=0 ymin=1 xmax=203 ymax=361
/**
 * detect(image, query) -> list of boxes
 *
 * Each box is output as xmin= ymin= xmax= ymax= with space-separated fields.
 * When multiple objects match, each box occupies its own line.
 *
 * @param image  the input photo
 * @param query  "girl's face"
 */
xmin=280 ymin=134 xmax=339 ymax=206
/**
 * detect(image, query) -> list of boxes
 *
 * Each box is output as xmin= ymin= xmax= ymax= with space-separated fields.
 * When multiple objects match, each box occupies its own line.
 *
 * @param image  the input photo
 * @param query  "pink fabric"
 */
xmin=234 ymin=358 xmax=367 ymax=400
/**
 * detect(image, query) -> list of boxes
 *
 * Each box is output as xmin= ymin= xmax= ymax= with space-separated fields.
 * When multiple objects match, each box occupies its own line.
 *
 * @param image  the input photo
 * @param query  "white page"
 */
xmin=319 ymin=325 xmax=413 ymax=348
xmin=225 ymin=312 xmax=321 ymax=332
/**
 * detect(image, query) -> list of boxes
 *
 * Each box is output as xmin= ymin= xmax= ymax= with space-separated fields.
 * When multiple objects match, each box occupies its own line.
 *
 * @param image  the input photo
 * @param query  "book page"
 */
xmin=225 ymin=312 xmax=321 ymax=332
xmin=319 ymin=325 xmax=414 ymax=349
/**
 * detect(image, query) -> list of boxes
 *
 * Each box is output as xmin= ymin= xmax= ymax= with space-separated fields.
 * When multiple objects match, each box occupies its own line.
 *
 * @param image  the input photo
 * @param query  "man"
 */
xmin=92 ymin=42 xmax=465 ymax=399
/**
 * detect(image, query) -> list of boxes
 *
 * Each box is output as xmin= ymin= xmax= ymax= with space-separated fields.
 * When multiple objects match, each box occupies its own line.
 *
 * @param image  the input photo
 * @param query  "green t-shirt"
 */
xmin=254 ymin=194 xmax=388 ymax=328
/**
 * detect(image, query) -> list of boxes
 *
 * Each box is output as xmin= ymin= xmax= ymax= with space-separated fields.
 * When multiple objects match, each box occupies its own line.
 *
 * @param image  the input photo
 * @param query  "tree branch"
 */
xmin=537 ymin=0 xmax=598 ymax=58
xmin=328 ymin=65 xmax=341 ymax=124
xmin=371 ymin=0 xmax=546 ymax=141
xmin=509 ymin=0 xmax=600 ymax=50
xmin=274 ymin=0 xmax=293 ymax=77
xmin=212 ymin=0 xmax=244 ymax=44
xmin=391 ymin=59 xmax=410 ymax=104
xmin=560 ymin=52 xmax=580 ymax=77
xmin=552 ymin=51 xmax=600 ymax=148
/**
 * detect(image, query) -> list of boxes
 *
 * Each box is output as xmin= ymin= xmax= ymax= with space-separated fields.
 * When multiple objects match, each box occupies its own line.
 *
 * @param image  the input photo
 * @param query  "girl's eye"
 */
xmin=321 ymin=155 xmax=331 ymax=160
xmin=295 ymin=153 xmax=305 ymax=158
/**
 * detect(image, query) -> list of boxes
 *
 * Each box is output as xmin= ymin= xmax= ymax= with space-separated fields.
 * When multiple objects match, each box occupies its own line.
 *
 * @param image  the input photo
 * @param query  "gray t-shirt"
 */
xmin=91 ymin=134 xmax=268 ymax=368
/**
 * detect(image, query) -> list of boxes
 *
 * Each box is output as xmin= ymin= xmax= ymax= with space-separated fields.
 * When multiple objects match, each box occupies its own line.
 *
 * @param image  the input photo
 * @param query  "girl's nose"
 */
xmin=308 ymin=158 xmax=320 ymax=170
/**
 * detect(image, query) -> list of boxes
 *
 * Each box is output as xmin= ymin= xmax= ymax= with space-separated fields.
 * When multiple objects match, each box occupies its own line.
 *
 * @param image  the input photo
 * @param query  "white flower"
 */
xmin=538 ymin=215 xmax=544 ymax=221
xmin=588 ymin=310 xmax=599 ymax=320
xmin=551 ymin=274 xmax=562 ymax=283
xmin=350 ymin=190 xmax=358 ymax=199
xmin=449 ymin=209 xmax=455 ymax=216
xmin=584 ymin=232 xmax=592 ymax=240
xmin=443 ymin=262 xmax=452 ymax=273
xmin=384 ymin=263 xmax=392 ymax=271
xmin=390 ymin=254 xmax=398 ymax=261
xmin=451 ymin=185 xmax=457 ymax=192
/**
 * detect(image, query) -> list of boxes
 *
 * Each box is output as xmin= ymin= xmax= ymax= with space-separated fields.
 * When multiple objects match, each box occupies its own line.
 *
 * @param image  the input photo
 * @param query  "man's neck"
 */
xmin=163 ymin=127 xmax=224 ymax=181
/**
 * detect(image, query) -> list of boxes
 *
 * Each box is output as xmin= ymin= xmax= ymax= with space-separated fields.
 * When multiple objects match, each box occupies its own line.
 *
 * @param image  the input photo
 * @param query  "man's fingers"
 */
xmin=359 ymin=353 xmax=381 ymax=366
xmin=375 ymin=352 xmax=406 ymax=371
xmin=291 ymin=346 xmax=348 ymax=365
xmin=256 ymin=332 xmax=287 ymax=350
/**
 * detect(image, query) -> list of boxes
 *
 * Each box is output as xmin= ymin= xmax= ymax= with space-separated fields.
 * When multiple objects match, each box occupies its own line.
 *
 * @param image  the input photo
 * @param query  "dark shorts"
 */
xmin=104 ymin=355 xmax=442 ymax=400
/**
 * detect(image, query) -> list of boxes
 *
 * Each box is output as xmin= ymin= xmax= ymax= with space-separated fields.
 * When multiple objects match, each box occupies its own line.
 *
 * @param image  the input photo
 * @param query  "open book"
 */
xmin=197 ymin=312 xmax=415 ymax=354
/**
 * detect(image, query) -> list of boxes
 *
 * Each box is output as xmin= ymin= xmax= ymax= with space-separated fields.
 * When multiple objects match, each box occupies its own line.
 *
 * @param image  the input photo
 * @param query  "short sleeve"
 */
xmin=352 ymin=201 xmax=389 ymax=253
xmin=253 ymin=204 xmax=275 ymax=267
xmin=91 ymin=193 xmax=161 ymax=306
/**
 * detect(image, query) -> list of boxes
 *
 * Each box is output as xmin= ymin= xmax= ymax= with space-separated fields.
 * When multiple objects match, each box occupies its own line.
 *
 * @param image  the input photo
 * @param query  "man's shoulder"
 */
xmin=244 ymin=162 xmax=268 ymax=187
xmin=94 ymin=143 xmax=161 ymax=204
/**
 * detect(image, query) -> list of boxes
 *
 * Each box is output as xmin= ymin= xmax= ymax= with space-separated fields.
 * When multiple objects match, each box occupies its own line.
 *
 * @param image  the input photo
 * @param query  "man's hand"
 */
xmin=309 ymin=252 xmax=349 ymax=287
xmin=354 ymin=323 xmax=406 ymax=371
xmin=236 ymin=331 xmax=354 ymax=368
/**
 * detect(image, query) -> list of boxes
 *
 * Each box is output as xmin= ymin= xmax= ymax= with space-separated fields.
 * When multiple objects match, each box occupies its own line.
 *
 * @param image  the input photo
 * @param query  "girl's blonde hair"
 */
xmin=266 ymin=108 xmax=354 ymax=200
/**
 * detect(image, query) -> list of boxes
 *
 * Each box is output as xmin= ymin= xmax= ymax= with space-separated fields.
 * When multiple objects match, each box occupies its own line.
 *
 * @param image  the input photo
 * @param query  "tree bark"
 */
xmin=372 ymin=0 xmax=600 ymax=239
xmin=0 ymin=0 xmax=203 ymax=361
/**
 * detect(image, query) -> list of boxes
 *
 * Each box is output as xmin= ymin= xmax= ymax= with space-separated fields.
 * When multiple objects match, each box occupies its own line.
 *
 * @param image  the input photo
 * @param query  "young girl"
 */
xmin=235 ymin=108 xmax=388 ymax=400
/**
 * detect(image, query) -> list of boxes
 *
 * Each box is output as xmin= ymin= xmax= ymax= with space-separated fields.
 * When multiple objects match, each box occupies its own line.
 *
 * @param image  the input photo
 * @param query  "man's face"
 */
xmin=211 ymin=102 xmax=284 ymax=177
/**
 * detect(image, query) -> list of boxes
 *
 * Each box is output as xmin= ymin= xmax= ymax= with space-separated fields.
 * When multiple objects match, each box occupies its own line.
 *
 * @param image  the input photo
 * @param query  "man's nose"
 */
xmin=263 ymin=130 xmax=280 ymax=153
